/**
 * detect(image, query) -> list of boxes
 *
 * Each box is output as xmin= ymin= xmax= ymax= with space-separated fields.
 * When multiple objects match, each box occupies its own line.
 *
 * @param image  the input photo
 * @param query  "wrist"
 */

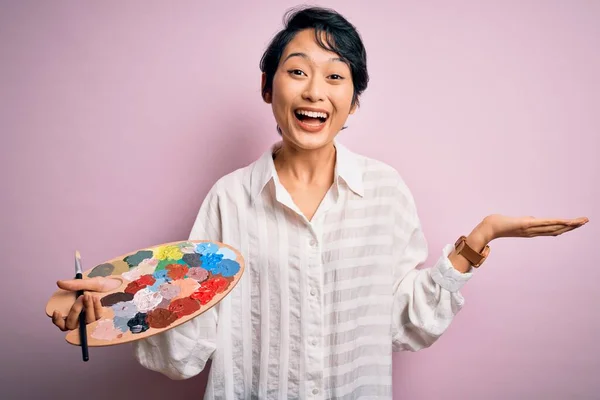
xmin=467 ymin=221 xmax=493 ymax=251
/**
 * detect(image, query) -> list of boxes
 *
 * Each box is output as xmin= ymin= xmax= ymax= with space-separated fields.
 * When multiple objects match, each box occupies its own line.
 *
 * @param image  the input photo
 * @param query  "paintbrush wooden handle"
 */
xmin=75 ymin=273 xmax=89 ymax=361
xmin=79 ymin=311 xmax=89 ymax=361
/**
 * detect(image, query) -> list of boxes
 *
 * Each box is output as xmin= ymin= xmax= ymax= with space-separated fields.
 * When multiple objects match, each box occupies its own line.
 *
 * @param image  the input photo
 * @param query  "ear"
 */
xmin=349 ymin=101 xmax=358 ymax=115
xmin=261 ymin=73 xmax=272 ymax=104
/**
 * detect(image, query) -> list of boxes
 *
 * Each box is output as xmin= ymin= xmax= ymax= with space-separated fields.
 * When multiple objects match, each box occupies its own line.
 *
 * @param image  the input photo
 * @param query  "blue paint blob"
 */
xmin=113 ymin=316 xmax=130 ymax=332
xmin=217 ymin=247 xmax=237 ymax=261
xmin=217 ymin=259 xmax=241 ymax=277
xmin=111 ymin=300 xmax=138 ymax=319
xmin=152 ymin=269 xmax=169 ymax=280
xmin=200 ymin=253 xmax=224 ymax=273
xmin=196 ymin=242 xmax=219 ymax=255
xmin=147 ymin=277 xmax=167 ymax=292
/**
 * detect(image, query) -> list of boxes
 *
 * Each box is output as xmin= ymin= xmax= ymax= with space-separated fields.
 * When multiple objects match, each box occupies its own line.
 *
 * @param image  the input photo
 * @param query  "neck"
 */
xmin=274 ymin=141 xmax=336 ymax=186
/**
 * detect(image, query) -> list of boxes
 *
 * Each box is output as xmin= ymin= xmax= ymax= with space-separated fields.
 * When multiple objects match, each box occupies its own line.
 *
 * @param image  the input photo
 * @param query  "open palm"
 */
xmin=484 ymin=214 xmax=589 ymax=240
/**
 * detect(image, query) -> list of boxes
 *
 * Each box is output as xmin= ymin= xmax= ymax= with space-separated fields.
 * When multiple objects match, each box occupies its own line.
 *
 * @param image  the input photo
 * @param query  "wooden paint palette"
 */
xmin=46 ymin=240 xmax=244 ymax=347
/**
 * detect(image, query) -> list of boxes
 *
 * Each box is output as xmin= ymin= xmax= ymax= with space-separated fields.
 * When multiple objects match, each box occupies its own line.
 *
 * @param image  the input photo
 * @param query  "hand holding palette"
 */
xmin=46 ymin=240 xmax=244 ymax=347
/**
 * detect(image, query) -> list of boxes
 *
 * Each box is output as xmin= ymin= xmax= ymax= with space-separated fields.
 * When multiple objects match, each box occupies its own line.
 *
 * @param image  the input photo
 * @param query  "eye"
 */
xmin=288 ymin=69 xmax=306 ymax=76
xmin=329 ymin=74 xmax=344 ymax=80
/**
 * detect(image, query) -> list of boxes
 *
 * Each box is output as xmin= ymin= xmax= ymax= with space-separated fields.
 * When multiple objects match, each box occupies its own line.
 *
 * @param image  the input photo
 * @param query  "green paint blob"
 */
xmin=155 ymin=258 xmax=187 ymax=271
xmin=124 ymin=250 xmax=153 ymax=268
xmin=88 ymin=263 xmax=114 ymax=277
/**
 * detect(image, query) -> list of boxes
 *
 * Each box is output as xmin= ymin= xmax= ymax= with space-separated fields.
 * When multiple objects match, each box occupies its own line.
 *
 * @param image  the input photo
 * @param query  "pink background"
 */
xmin=1 ymin=1 xmax=598 ymax=399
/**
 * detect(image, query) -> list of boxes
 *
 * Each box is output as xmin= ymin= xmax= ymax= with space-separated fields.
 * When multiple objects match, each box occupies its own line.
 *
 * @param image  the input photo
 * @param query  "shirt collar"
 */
xmin=334 ymin=140 xmax=365 ymax=197
xmin=250 ymin=140 xmax=364 ymax=204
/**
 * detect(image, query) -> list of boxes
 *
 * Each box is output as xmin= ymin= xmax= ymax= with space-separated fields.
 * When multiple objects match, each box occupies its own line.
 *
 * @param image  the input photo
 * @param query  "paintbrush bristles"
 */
xmin=75 ymin=250 xmax=82 ymax=275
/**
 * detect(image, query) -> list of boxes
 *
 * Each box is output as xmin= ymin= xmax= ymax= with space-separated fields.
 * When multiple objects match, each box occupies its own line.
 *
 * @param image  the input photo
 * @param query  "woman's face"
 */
xmin=265 ymin=29 xmax=357 ymax=151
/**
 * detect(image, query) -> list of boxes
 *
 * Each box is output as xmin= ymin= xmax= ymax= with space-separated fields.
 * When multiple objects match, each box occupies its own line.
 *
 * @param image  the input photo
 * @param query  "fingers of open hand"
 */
xmin=51 ymin=310 xmax=67 ymax=331
xmin=551 ymin=226 xmax=578 ymax=236
xmin=525 ymin=218 xmax=564 ymax=228
xmin=522 ymin=217 xmax=588 ymax=236
xmin=57 ymin=276 xmax=121 ymax=293
xmin=65 ymin=295 xmax=85 ymax=330
xmin=51 ymin=295 xmax=82 ymax=331
xmin=83 ymin=295 xmax=97 ymax=324
xmin=76 ymin=294 xmax=103 ymax=326
xmin=547 ymin=219 xmax=586 ymax=227
xmin=525 ymin=224 xmax=578 ymax=237
xmin=57 ymin=277 xmax=100 ymax=292
xmin=93 ymin=295 xmax=103 ymax=321
xmin=52 ymin=294 xmax=103 ymax=331
xmin=52 ymin=275 xmax=115 ymax=333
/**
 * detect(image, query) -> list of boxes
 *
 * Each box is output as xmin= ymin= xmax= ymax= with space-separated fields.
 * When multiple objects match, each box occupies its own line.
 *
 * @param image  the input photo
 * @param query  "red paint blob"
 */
xmin=138 ymin=274 xmax=156 ymax=286
xmin=166 ymin=264 xmax=189 ymax=280
xmin=189 ymin=276 xmax=230 ymax=305
xmin=190 ymin=287 xmax=216 ymax=305
xmin=124 ymin=274 xmax=156 ymax=295
xmin=146 ymin=308 xmax=178 ymax=328
xmin=203 ymin=276 xmax=230 ymax=294
xmin=168 ymin=297 xmax=200 ymax=318
xmin=124 ymin=281 xmax=144 ymax=294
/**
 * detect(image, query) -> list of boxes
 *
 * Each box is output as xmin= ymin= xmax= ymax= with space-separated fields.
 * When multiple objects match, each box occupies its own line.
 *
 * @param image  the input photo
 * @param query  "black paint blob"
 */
xmin=127 ymin=312 xmax=149 ymax=334
xmin=182 ymin=253 xmax=202 ymax=268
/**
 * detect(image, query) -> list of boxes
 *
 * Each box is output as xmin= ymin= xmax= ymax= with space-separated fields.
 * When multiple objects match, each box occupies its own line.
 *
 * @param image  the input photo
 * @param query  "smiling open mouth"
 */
xmin=294 ymin=109 xmax=329 ymax=126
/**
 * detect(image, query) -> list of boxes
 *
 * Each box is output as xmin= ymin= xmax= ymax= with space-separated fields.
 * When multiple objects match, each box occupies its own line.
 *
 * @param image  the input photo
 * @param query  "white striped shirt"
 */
xmin=133 ymin=140 xmax=472 ymax=399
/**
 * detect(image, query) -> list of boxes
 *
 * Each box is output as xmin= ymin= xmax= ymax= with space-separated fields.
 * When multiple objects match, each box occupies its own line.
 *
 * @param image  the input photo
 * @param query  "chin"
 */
xmin=282 ymin=129 xmax=336 ymax=151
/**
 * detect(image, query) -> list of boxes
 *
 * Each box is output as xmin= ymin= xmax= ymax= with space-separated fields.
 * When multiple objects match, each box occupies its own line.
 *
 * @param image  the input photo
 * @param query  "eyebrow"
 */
xmin=283 ymin=52 xmax=345 ymax=64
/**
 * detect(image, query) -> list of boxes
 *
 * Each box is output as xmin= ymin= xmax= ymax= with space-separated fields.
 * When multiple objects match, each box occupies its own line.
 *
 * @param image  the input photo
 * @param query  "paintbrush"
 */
xmin=75 ymin=250 xmax=89 ymax=362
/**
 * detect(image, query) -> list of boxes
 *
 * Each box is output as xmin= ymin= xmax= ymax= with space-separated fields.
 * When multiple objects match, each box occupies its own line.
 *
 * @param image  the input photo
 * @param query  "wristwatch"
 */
xmin=454 ymin=235 xmax=490 ymax=268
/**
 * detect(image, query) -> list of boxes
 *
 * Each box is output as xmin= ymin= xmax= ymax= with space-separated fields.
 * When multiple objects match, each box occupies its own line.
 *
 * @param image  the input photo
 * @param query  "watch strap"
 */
xmin=454 ymin=235 xmax=489 ymax=268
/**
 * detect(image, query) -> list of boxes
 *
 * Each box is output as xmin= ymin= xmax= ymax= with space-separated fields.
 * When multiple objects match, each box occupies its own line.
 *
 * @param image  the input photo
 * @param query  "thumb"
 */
xmin=57 ymin=276 xmax=121 ymax=293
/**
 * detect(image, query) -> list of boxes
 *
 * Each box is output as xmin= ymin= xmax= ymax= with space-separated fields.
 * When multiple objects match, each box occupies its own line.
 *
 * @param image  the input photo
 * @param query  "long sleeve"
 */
xmin=391 ymin=181 xmax=473 ymax=352
xmin=132 ymin=185 xmax=222 ymax=379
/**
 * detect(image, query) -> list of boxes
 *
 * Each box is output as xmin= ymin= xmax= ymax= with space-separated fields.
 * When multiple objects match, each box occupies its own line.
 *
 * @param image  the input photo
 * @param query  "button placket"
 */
xmin=305 ymin=233 xmax=323 ymax=398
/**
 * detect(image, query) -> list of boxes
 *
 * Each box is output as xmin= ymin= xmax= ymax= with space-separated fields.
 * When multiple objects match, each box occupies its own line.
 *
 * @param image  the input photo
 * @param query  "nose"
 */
xmin=302 ymin=76 xmax=325 ymax=103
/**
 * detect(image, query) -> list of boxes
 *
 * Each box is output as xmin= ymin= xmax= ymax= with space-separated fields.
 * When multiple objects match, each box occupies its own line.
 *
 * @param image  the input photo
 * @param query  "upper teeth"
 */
xmin=297 ymin=110 xmax=328 ymax=119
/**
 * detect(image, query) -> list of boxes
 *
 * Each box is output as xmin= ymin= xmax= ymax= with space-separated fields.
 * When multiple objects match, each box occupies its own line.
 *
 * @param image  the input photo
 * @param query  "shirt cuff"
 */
xmin=430 ymin=244 xmax=473 ymax=292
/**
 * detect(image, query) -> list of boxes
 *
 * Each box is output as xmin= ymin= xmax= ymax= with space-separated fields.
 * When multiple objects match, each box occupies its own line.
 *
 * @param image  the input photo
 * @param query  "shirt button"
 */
xmin=311 ymin=338 xmax=318 ymax=346
xmin=310 ymin=289 xmax=316 ymax=296
xmin=312 ymin=388 xmax=319 ymax=395
xmin=309 ymin=239 xmax=317 ymax=247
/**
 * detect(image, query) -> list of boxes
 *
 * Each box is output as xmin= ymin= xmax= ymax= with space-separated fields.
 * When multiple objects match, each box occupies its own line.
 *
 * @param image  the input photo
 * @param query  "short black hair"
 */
xmin=260 ymin=6 xmax=369 ymax=107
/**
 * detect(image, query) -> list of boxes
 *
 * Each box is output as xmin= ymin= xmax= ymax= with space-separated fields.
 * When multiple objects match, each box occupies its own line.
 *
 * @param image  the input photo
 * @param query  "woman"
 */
xmin=51 ymin=6 xmax=588 ymax=400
